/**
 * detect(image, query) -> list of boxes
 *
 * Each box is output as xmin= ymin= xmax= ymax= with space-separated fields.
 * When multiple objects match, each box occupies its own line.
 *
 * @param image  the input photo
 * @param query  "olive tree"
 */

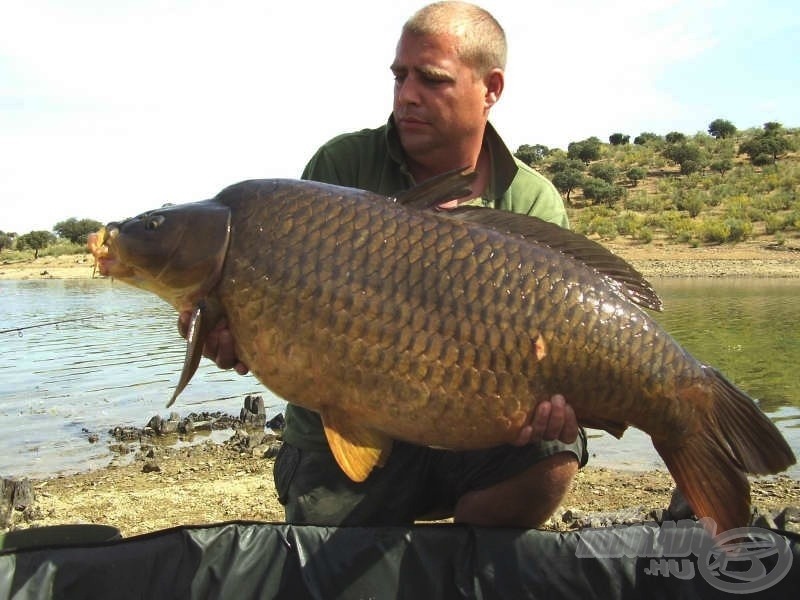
xmin=708 ymin=118 xmax=737 ymax=139
xmin=54 ymin=218 xmax=104 ymax=245
xmin=16 ymin=230 xmax=56 ymax=259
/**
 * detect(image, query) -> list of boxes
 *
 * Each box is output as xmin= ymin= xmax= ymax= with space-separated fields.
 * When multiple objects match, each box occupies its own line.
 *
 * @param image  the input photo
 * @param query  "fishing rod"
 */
xmin=0 ymin=315 xmax=100 ymax=336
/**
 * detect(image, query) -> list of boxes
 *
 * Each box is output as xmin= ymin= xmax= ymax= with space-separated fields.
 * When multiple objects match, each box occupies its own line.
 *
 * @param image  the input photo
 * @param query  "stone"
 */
xmin=751 ymin=508 xmax=778 ymax=530
xmin=266 ymin=413 xmax=286 ymax=432
xmin=775 ymin=507 xmax=800 ymax=533
xmin=142 ymin=461 xmax=161 ymax=473
xmin=12 ymin=478 xmax=34 ymax=511
xmin=666 ymin=487 xmax=693 ymax=520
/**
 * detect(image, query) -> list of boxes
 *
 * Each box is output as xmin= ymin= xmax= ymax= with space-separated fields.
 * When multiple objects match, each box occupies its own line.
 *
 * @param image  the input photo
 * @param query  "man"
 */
xmin=182 ymin=1 xmax=587 ymax=527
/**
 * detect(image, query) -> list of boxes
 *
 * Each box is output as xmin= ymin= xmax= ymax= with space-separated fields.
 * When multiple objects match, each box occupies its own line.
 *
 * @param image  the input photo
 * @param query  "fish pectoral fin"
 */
xmin=320 ymin=408 xmax=393 ymax=482
xmin=167 ymin=300 xmax=218 ymax=408
xmin=579 ymin=416 xmax=629 ymax=439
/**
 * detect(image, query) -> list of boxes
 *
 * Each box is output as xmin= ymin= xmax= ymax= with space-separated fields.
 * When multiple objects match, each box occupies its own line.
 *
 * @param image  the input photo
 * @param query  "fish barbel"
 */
xmin=87 ymin=169 xmax=795 ymax=532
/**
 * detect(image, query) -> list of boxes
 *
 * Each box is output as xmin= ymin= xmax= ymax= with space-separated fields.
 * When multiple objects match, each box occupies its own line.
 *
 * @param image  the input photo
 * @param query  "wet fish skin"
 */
xmin=216 ymin=179 xmax=689 ymax=445
xmin=90 ymin=172 xmax=795 ymax=533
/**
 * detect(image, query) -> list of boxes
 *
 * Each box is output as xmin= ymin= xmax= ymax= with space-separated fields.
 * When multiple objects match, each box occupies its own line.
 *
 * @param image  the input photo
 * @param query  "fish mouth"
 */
xmin=87 ymin=227 xmax=130 ymax=278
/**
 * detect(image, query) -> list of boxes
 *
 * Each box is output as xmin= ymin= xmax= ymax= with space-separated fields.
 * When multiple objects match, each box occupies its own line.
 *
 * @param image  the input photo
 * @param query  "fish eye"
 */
xmin=144 ymin=215 xmax=165 ymax=231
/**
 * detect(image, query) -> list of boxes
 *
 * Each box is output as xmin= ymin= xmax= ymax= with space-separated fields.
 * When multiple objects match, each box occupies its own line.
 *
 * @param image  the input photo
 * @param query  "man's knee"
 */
xmin=454 ymin=451 xmax=578 ymax=528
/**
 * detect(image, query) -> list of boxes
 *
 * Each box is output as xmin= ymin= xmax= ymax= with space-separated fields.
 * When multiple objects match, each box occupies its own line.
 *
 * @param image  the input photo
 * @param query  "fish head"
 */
xmin=87 ymin=200 xmax=231 ymax=310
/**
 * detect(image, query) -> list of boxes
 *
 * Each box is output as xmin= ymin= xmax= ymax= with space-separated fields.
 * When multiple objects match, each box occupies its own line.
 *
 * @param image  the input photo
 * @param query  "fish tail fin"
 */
xmin=704 ymin=367 xmax=795 ymax=475
xmin=654 ymin=431 xmax=750 ymax=534
xmin=654 ymin=368 xmax=795 ymax=533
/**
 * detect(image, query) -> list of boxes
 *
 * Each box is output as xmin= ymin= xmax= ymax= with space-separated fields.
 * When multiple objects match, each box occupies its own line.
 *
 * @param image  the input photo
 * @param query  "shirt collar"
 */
xmin=385 ymin=116 xmax=517 ymax=200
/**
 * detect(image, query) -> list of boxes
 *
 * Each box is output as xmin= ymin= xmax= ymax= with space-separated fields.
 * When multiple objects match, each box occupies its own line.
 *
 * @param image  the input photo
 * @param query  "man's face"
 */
xmin=391 ymin=31 xmax=490 ymax=160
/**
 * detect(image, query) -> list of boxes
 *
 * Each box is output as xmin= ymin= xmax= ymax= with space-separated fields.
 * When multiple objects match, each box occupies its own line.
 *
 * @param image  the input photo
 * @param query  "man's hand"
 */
xmin=514 ymin=394 xmax=578 ymax=446
xmin=177 ymin=311 xmax=249 ymax=375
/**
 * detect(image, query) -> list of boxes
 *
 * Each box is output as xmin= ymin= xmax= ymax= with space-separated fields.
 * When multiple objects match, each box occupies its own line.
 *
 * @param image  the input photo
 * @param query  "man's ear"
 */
xmin=485 ymin=69 xmax=504 ymax=108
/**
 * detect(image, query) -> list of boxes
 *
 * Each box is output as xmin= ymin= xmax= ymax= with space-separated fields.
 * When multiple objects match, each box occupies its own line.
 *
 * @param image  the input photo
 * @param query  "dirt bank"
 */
xmin=6 ymin=435 xmax=798 ymax=537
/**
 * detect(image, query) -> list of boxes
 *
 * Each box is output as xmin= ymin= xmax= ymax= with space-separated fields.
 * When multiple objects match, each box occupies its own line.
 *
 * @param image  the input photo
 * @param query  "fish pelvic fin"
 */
xmin=654 ymin=367 xmax=796 ymax=533
xmin=579 ymin=416 xmax=628 ymax=439
xmin=167 ymin=300 xmax=220 ymax=407
xmin=320 ymin=407 xmax=393 ymax=482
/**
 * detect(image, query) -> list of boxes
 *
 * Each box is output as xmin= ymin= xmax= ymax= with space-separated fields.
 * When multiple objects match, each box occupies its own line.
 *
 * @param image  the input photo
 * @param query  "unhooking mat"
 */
xmin=1 ymin=520 xmax=798 ymax=599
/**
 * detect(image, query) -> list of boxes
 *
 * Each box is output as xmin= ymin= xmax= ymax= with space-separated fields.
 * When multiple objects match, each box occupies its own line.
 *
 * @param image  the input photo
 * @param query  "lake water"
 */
xmin=1 ymin=277 xmax=798 ymax=478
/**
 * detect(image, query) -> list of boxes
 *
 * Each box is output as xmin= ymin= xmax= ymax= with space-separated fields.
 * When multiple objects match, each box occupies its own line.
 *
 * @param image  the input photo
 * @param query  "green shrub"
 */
xmin=699 ymin=219 xmax=731 ymax=243
xmin=636 ymin=227 xmax=654 ymax=244
xmin=764 ymin=214 xmax=786 ymax=234
xmin=675 ymin=190 xmax=706 ymax=217
xmin=614 ymin=211 xmax=644 ymax=236
xmin=624 ymin=192 xmax=673 ymax=213
xmin=725 ymin=218 xmax=753 ymax=241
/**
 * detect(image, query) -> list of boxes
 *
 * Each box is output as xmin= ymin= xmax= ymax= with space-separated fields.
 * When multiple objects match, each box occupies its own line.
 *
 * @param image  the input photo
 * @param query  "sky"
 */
xmin=2 ymin=0 xmax=799 ymax=235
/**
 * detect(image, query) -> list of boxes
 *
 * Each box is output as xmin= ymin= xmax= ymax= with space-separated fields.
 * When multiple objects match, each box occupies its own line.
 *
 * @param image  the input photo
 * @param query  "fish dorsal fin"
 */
xmin=167 ymin=300 xmax=220 ymax=407
xmin=320 ymin=407 xmax=393 ymax=482
xmin=443 ymin=206 xmax=663 ymax=312
xmin=393 ymin=167 xmax=477 ymax=209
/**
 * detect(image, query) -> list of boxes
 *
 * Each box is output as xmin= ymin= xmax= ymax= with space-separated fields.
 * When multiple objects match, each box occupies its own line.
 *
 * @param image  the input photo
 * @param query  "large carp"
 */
xmin=88 ymin=169 xmax=794 ymax=532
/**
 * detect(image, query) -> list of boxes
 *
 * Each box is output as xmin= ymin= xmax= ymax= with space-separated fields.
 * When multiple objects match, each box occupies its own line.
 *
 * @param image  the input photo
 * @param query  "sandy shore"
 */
xmin=2 ymin=241 xmax=799 ymax=537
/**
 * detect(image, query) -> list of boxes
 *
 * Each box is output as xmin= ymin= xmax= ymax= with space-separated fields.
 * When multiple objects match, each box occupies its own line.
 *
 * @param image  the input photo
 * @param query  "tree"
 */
xmin=709 ymin=158 xmax=733 ymax=175
xmin=514 ymin=144 xmax=550 ymax=165
xmin=547 ymin=158 xmax=585 ymax=174
xmin=609 ymin=133 xmax=630 ymax=146
xmin=588 ymin=163 xmax=618 ymax=184
xmin=708 ymin=118 xmax=737 ymax=139
xmin=16 ymin=230 xmax=56 ymax=259
xmin=662 ymin=142 xmax=706 ymax=174
xmin=567 ymin=137 xmax=602 ymax=164
xmin=54 ymin=217 xmax=104 ymax=245
xmin=633 ymin=132 xmax=661 ymax=145
xmin=551 ymin=169 xmax=584 ymax=204
xmin=665 ymin=131 xmax=687 ymax=144
xmin=626 ymin=166 xmax=647 ymax=186
xmin=739 ymin=122 xmax=794 ymax=164
xmin=0 ymin=231 xmax=16 ymax=252
xmin=581 ymin=177 xmax=625 ymax=205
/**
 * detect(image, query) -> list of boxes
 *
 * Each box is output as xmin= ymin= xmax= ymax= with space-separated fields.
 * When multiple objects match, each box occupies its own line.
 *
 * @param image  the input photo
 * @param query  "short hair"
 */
xmin=403 ymin=1 xmax=507 ymax=74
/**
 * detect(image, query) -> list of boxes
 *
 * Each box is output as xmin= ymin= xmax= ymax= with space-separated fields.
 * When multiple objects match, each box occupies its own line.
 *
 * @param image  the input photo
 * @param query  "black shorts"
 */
xmin=273 ymin=431 xmax=588 ymax=526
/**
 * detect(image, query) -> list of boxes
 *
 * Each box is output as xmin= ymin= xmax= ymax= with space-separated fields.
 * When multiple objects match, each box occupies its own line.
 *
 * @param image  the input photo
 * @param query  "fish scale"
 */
xmin=89 ymin=171 xmax=794 ymax=532
xmin=219 ymin=181 xmax=674 ymax=440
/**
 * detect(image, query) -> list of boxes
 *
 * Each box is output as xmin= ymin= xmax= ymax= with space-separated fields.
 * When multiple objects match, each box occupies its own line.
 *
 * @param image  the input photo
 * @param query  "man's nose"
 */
xmin=395 ymin=77 xmax=420 ymax=105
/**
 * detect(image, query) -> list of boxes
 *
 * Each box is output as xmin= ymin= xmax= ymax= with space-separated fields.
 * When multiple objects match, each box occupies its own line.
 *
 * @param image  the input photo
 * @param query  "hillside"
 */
xmin=521 ymin=124 xmax=800 ymax=252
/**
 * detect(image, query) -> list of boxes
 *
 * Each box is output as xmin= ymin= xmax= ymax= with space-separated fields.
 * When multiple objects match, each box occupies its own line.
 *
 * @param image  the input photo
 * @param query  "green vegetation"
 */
xmin=1 ymin=218 xmax=98 ymax=260
xmin=53 ymin=218 xmax=104 ymax=245
xmin=516 ymin=119 xmax=800 ymax=246
xmin=3 ymin=118 xmax=798 ymax=261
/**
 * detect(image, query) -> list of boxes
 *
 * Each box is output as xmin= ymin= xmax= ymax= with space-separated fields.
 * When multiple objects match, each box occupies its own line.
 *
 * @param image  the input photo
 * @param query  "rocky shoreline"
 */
xmin=2 ymin=398 xmax=799 ymax=538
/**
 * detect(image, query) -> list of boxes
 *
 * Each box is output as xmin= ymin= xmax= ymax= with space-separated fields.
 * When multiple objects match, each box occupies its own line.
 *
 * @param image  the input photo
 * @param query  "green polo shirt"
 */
xmin=282 ymin=117 xmax=568 ymax=451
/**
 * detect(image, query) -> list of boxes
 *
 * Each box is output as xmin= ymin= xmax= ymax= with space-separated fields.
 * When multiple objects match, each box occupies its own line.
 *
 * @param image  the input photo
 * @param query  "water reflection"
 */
xmin=0 ymin=279 xmax=279 ymax=477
